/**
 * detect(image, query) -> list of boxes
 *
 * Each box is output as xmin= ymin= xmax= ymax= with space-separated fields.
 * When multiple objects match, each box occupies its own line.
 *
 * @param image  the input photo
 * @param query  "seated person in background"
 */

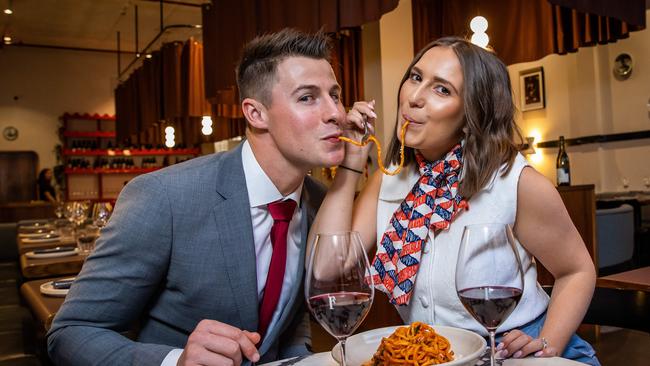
xmin=310 ymin=36 xmax=599 ymax=365
xmin=47 ymin=28 xmax=347 ymax=366
xmin=37 ymin=168 xmax=58 ymax=203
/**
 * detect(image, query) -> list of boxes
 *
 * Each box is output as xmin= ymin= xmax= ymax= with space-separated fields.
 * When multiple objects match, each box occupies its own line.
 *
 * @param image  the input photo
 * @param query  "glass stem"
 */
xmin=489 ymin=330 xmax=497 ymax=366
xmin=339 ymin=338 xmax=347 ymax=366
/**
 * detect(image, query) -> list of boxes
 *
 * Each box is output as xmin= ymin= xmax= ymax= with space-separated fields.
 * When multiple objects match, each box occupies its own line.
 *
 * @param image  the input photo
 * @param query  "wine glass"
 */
xmin=92 ymin=202 xmax=113 ymax=229
xmin=71 ymin=201 xmax=90 ymax=228
xmin=456 ymin=223 xmax=524 ymax=366
xmin=63 ymin=201 xmax=76 ymax=225
xmin=54 ymin=201 xmax=65 ymax=219
xmin=305 ymin=231 xmax=374 ymax=366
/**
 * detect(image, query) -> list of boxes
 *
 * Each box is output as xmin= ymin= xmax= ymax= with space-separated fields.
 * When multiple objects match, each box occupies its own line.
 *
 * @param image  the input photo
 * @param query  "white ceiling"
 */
xmin=1 ymin=0 xmax=206 ymax=52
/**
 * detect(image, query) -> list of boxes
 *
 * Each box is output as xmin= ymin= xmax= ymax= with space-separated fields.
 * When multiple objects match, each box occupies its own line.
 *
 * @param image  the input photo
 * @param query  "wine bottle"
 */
xmin=556 ymin=136 xmax=571 ymax=186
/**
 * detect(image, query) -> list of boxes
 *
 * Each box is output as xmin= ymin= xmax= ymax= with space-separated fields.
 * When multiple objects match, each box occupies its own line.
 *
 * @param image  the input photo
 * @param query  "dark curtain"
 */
xmin=136 ymin=57 xmax=160 ymax=135
xmin=202 ymin=0 xmax=397 ymax=140
xmin=162 ymin=41 xmax=184 ymax=120
xmin=115 ymin=38 xmax=213 ymax=148
xmin=411 ymin=0 xmax=645 ymax=65
xmin=115 ymin=76 xmax=140 ymax=146
xmin=331 ymin=28 xmax=365 ymax=108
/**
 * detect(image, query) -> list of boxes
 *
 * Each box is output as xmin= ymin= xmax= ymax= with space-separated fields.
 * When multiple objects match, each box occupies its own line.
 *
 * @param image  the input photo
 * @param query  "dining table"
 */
xmin=20 ymin=277 xmax=68 ymax=331
xmin=19 ymin=251 xmax=85 ymax=279
xmin=261 ymin=352 xmax=587 ymax=365
xmin=596 ymin=266 xmax=650 ymax=292
xmin=17 ymin=234 xmax=76 ymax=255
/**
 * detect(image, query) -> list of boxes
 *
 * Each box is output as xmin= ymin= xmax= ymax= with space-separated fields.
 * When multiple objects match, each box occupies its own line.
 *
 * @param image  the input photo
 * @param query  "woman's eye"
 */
xmin=434 ymin=85 xmax=451 ymax=96
xmin=331 ymin=93 xmax=341 ymax=103
xmin=409 ymin=72 xmax=422 ymax=82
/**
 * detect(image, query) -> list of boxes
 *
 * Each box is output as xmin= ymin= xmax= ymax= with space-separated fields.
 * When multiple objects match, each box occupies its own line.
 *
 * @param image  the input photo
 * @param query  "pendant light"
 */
xmin=469 ymin=16 xmax=489 ymax=49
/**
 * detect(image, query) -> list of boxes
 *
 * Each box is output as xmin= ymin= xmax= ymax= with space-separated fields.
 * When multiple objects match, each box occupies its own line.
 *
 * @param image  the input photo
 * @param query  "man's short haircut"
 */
xmin=236 ymin=28 xmax=332 ymax=106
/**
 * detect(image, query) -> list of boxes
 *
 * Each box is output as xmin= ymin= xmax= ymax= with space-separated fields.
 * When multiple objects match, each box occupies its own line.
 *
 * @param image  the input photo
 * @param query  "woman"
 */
xmin=310 ymin=37 xmax=599 ymax=364
xmin=37 ymin=168 xmax=58 ymax=203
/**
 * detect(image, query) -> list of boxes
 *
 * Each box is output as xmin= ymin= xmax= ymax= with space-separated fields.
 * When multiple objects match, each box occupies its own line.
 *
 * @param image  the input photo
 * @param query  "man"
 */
xmin=47 ymin=28 xmax=347 ymax=365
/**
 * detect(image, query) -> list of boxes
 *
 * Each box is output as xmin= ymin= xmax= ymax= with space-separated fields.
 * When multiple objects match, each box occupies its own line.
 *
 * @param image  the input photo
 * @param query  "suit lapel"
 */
xmin=212 ymin=144 xmax=258 ymax=331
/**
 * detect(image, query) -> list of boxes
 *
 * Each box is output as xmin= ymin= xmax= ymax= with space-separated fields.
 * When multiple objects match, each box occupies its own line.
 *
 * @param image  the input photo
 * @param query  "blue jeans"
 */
xmin=495 ymin=312 xmax=601 ymax=366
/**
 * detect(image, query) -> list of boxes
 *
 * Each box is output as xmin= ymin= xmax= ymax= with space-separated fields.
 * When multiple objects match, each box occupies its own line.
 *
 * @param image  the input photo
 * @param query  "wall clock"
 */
xmin=3 ymin=126 xmax=19 ymax=141
xmin=613 ymin=53 xmax=633 ymax=80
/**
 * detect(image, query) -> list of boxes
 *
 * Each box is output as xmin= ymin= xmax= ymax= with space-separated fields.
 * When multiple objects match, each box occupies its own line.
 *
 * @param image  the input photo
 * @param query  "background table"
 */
xmin=17 ymin=235 xmax=76 ymax=255
xmin=596 ymin=266 xmax=650 ymax=291
xmin=20 ymin=278 xmax=67 ymax=331
xmin=20 ymin=252 xmax=85 ymax=279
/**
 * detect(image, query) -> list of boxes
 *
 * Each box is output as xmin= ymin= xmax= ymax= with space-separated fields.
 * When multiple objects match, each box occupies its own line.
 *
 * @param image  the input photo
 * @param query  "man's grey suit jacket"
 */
xmin=47 ymin=143 xmax=326 ymax=365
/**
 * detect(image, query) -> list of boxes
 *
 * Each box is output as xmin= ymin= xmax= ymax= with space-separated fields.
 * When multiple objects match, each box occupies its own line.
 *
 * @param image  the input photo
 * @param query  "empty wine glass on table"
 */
xmin=92 ymin=202 xmax=113 ymax=229
xmin=54 ymin=201 xmax=65 ymax=219
xmin=71 ymin=201 xmax=90 ymax=228
xmin=456 ymin=223 xmax=524 ymax=366
xmin=63 ymin=202 xmax=76 ymax=225
xmin=305 ymin=231 xmax=374 ymax=366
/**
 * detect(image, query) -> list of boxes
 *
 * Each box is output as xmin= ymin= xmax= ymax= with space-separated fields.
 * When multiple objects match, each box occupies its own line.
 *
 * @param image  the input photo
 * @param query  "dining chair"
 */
xmin=596 ymin=204 xmax=635 ymax=275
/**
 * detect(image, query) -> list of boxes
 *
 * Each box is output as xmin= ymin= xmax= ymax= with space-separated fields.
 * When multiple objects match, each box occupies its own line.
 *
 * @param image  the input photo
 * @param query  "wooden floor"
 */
xmin=588 ymin=328 xmax=650 ymax=366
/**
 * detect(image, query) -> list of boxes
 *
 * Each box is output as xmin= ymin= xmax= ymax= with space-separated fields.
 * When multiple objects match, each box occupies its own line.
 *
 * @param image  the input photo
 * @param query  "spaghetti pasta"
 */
xmin=338 ymin=121 xmax=410 ymax=176
xmin=363 ymin=322 xmax=454 ymax=366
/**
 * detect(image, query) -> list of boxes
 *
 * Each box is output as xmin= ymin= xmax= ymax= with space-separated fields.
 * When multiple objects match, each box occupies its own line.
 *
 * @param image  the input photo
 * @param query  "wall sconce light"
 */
xmin=3 ymin=0 xmax=13 ymax=15
xmin=3 ymin=35 xmax=11 ymax=45
xmin=520 ymin=136 xmax=536 ymax=155
xmin=201 ymin=115 xmax=213 ymax=136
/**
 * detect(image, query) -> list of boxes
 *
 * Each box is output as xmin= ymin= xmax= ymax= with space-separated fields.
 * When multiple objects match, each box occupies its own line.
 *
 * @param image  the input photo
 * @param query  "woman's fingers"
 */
xmin=497 ymin=329 xmax=532 ymax=358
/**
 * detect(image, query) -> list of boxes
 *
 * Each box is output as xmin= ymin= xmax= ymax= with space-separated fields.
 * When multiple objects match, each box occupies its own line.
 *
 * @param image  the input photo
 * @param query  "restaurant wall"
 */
xmin=0 ymin=47 xmax=115 ymax=172
xmin=376 ymin=0 xmax=413 ymax=152
xmin=509 ymin=9 xmax=650 ymax=193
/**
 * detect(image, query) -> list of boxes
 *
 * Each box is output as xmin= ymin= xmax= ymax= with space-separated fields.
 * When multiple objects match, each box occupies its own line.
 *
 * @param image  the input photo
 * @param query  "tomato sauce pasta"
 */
xmin=339 ymin=121 xmax=410 ymax=176
xmin=363 ymin=322 xmax=454 ymax=366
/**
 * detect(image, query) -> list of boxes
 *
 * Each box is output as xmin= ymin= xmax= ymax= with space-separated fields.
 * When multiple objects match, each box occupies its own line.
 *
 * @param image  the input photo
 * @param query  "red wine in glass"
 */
xmin=458 ymin=286 xmax=522 ymax=330
xmin=455 ymin=224 xmax=524 ymax=366
xmin=308 ymin=292 xmax=372 ymax=337
xmin=305 ymin=231 xmax=374 ymax=366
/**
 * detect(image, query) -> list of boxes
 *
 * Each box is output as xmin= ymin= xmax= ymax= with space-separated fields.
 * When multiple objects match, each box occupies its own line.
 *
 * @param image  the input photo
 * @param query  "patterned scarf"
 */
xmin=368 ymin=143 xmax=468 ymax=305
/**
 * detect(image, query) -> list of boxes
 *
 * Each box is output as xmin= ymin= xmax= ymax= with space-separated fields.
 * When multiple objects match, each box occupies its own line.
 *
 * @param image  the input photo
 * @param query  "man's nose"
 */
xmin=324 ymin=98 xmax=344 ymax=124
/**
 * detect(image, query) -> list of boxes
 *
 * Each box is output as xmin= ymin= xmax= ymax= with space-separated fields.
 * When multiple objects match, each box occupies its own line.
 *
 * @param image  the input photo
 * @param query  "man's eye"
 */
xmin=299 ymin=95 xmax=314 ymax=102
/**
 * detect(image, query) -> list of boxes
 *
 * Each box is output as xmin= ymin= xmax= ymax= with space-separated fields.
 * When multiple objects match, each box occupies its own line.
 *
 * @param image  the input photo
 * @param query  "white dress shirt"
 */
xmin=162 ymin=140 xmax=303 ymax=365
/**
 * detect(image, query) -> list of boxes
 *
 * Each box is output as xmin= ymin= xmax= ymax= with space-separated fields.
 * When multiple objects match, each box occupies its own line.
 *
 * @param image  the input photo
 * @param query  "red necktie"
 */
xmin=258 ymin=199 xmax=297 ymax=339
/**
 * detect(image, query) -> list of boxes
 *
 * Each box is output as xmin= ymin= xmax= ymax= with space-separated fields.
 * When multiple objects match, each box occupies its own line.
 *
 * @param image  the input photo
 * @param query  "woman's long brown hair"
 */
xmin=385 ymin=37 xmax=523 ymax=199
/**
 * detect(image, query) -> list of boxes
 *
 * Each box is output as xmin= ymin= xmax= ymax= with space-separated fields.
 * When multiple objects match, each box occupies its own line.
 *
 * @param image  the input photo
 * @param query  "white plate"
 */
xmin=19 ymin=231 xmax=57 ymax=238
xmin=25 ymin=247 xmax=79 ymax=259
xmin=332 ymin=325 xmax=486 ymax=366
xmin=20 ymin=223 xmax=53 ymax=230
xmin=40 ymin=277 xmax=76 ymax=297
xmin=22 ymin=235 xmax=61 ymax=243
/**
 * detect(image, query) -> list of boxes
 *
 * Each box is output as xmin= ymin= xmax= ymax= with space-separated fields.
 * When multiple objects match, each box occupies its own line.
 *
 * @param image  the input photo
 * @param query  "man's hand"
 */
xmin=177 ymin=319 xmax=261 ymax=366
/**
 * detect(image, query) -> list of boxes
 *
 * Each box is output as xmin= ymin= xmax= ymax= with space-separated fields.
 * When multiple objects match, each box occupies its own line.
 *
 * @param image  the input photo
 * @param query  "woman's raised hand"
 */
xmin=340 ymin=100 xmax=377 ymax=168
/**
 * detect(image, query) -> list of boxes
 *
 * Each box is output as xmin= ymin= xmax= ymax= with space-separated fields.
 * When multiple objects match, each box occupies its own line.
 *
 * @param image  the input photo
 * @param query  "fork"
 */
xmin=361 ymin=116 xmax=371 ymax=144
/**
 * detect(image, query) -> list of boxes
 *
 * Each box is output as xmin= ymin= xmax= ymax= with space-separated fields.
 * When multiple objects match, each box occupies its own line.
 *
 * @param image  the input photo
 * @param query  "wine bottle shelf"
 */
xmin=62 ymin=148 xmax=200 ymax=156
xmin=65 ymin=168 xmax=161 ymax=175
xmin=63 ymin=131 xmax=117 ymax=138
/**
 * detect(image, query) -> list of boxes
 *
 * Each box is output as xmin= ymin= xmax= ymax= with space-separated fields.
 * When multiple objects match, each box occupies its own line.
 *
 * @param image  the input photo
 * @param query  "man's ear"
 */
xmin=241 ymin=98 xmax=268 ymax=130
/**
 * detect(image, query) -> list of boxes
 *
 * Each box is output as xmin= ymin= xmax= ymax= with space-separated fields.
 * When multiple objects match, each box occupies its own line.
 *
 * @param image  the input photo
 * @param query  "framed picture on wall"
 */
xmin=519 ymin=67 xmax=545 ymax=111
